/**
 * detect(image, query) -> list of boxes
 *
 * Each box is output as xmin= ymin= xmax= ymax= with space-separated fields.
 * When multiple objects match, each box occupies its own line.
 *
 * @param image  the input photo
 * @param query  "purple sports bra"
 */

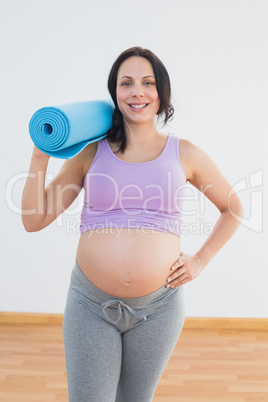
xmin=80 ymin=133 xmax=187 ymax=237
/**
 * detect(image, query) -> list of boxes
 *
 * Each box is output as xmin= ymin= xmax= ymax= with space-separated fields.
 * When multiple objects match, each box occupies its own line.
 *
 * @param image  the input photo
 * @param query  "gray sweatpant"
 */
xmin=62 ymin=261 xmax=185 ymax=402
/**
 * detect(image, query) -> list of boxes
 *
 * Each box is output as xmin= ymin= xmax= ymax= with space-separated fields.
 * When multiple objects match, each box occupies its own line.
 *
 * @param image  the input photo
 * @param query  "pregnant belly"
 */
xmin=76 ymin=229 xmax=181 ymax=297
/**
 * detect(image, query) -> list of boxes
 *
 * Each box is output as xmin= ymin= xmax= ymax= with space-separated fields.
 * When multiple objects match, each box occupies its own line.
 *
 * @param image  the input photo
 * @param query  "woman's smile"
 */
xmin=128 ymin=102 xmax=150 ymax=111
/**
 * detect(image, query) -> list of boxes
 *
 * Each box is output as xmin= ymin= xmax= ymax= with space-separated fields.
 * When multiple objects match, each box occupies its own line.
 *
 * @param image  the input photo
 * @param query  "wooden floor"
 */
xmin=0 ymin=324 xmax=268 ymax=401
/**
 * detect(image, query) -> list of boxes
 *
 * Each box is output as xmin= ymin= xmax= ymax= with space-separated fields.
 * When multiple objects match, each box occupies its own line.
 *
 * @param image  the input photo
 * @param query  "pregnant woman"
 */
xmin=22 ymin=46 xmax=244 ymax=402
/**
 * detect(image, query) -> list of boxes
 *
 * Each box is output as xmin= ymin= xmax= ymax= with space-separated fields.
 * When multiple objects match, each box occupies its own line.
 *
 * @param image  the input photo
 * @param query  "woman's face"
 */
xmin=116 ymin=56 xmax=160 ymax=125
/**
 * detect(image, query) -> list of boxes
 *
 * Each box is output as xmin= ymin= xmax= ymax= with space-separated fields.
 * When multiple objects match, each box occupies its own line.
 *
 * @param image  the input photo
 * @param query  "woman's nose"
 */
xmin=131 ymin=84 xmax=144 ymax=97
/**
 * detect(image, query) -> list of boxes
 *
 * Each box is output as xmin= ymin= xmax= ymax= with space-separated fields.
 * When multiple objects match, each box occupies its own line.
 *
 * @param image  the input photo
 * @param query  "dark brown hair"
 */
xmin=106 ymin=46 xmax=174 ymax=153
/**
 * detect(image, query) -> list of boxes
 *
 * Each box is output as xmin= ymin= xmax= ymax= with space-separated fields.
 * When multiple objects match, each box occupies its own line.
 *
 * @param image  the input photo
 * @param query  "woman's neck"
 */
xmin=123 ymin=120 xmax=160 ymax=149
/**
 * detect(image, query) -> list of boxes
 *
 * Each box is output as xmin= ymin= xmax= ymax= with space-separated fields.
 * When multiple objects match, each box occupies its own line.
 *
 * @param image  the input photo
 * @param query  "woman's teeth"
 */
xmin=130 ymin=104 xmax=147 ymax=109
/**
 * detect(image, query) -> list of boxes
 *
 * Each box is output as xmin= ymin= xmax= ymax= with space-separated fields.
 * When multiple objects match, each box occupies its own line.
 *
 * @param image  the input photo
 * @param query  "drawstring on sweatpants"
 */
xmin=101 ymin=299 xmax=147 ymax=326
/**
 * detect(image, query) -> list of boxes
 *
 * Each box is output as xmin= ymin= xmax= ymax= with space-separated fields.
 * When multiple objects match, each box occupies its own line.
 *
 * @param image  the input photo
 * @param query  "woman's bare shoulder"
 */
xmin=179 ymin=137 xmax=216 ymax=182
xmin=179 ymin=138 xmax=198 ymax=155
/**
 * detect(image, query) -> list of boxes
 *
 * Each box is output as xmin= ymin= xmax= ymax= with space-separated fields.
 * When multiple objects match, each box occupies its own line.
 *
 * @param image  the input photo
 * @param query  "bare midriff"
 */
xmin=76 ymin=228 xmax=181 ymax=298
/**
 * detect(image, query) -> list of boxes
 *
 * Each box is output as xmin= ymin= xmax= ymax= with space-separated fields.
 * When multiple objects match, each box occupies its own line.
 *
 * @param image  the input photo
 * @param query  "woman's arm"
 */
xmin=21 ymin=144 xmax=95 ymax=232
xmin=166 ymin=139 xmax=244 ymax=288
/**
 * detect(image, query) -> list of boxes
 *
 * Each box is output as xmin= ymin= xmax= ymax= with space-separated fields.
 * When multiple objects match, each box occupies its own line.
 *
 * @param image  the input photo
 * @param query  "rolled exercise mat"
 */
xmin=29 ymin=99 xmax=114 ymax=159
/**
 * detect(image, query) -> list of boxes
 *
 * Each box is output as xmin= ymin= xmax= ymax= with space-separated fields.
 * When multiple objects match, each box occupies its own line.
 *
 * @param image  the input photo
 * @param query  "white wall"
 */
xmin=1 ymin=0 xmax=267 ymax=317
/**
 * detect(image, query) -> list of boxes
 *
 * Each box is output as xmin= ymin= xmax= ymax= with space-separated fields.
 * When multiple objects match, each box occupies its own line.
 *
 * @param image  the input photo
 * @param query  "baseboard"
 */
xmin=0 ymin=312 xmax=267 ymax=330
xmin=0 ymin=312 xmax=63 ymax=325
xmin=184 ymin=317 xmax=268 ymax=330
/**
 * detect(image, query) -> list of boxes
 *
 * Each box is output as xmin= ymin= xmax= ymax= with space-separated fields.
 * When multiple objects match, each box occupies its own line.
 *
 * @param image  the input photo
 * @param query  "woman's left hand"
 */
xmin=166 ymin=252 xmax=206 ymax=288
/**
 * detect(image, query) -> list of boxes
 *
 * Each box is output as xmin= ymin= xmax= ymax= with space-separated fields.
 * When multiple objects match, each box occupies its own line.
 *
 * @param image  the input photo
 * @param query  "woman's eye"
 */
xmin=122 ymin=82 xmax=131 ymax=86
xmin=144 ymin=81 xmax=154 ymax=86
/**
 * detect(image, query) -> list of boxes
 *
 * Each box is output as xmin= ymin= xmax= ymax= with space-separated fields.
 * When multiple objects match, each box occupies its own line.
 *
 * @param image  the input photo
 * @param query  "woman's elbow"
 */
xmin=21 ymin=215 xmax=44 ymax=232
xmin=228 ymin=193 xmax=245 ymax=222
xmin=22 ymin=221 xmax=41 ymax=232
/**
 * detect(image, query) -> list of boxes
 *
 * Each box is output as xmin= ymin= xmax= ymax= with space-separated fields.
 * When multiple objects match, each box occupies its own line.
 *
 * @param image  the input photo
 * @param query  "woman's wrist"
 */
xmin=194 ymin=250 xmax=212 ymax=270
xmin=32 ymin=145 xmax=51 ymax=161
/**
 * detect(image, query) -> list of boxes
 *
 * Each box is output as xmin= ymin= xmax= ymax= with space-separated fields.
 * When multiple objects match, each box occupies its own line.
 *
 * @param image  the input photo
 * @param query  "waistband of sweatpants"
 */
xmin=71 ymin=259 xmax=177 ymax=308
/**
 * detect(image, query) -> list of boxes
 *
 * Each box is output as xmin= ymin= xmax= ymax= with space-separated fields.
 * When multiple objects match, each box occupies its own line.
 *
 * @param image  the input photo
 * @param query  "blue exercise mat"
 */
xmin=29 ymin=99 xmax=114 ymax=159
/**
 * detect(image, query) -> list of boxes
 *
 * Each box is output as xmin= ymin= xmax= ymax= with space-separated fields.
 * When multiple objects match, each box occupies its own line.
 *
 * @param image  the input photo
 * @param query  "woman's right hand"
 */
xmin=32 ymin=145 xmax=51 ymax=160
